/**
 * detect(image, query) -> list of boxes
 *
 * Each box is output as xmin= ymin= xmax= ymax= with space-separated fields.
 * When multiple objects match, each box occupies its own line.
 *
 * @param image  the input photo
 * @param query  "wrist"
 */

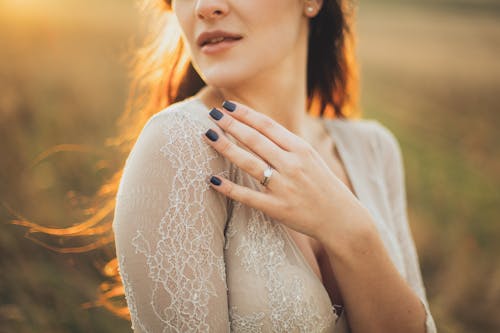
xmin=316 ymin=208 xmax=380 ymax=262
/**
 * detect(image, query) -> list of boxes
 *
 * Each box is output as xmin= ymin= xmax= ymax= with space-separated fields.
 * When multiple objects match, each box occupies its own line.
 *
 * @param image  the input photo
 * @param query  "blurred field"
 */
xmin=0 ymin=0 xmax=499 ymax=332
xmin=357 ymin=2 xmax=500 ymax=333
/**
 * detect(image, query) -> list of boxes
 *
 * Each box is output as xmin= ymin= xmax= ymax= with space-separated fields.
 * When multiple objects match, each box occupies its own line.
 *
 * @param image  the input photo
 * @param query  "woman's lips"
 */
xmin=201 ymin=38 xmax=241 ymax=54
xmin=196 ymin=29 xmax=243 ymax=55
xmin=200 ymin=37 xmax=242 ymax=55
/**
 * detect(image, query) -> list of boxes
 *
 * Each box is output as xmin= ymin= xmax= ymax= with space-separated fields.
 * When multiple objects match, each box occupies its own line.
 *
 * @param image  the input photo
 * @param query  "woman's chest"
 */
xmin=223 ymin=197 xmax=339 ymax=332
xmin=221 ymin=128 xmax=404 ymax=331
xmin=300 ymin=140 xmax=357 ymax=307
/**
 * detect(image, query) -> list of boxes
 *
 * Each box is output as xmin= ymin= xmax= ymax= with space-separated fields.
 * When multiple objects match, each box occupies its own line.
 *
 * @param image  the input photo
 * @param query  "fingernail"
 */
xmin=222 ymin=100 xmax=236 ymax=112
xmin=205 ymin=129 xmax=219 ymax=142
xmin=209 ymin=108 xmax=224 ymax=120
xmin=210 ymin=176 xmax=222 ymax=186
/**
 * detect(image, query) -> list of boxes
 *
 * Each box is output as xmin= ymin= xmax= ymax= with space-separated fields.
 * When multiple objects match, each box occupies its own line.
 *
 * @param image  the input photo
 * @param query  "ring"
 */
xmin=260 ymin=164 xmax=274 ymax=187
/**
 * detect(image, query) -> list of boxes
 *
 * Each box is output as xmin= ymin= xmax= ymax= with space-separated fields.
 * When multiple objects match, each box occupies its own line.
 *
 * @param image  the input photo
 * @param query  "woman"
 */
xmin=112 ymin=0 xmax=437 ymax=332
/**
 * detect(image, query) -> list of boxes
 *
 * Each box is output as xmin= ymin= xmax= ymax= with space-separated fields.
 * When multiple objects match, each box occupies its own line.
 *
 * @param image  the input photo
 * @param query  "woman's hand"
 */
xmin=202 ymin=101 xmax=430 ymax=333
xmin=202 ymin=100 xmax=372 ymax=242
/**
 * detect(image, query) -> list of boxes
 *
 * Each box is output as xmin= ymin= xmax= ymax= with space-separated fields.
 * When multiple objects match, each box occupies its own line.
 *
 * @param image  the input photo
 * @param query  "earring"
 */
xmin=306 ymin=6 xmax=314 ymax=14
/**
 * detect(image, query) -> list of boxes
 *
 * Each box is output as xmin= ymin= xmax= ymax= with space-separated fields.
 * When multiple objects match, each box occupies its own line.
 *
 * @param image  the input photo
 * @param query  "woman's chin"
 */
xmin=199 ymin=66 xmax=255 ymax=90
xmin=202 ymin=75 xmax=250 ymax=90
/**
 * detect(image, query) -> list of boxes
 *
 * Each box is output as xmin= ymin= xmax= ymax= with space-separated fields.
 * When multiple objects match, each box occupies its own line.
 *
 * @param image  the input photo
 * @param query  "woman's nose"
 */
xmin=195 ymin=0 xmax=229 ymax=20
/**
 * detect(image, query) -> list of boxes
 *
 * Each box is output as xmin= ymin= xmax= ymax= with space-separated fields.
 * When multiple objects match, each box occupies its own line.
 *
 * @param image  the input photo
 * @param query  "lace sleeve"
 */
xmin=374 ymin=122 xmax=438 ymax=333
xmin=112 ymin=109 xmax=231 ymax=332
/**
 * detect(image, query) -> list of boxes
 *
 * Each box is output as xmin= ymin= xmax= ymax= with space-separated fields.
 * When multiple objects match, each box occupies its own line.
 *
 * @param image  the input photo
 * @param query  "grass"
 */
xmin=358 ymin=2 xmax=500 ymax=332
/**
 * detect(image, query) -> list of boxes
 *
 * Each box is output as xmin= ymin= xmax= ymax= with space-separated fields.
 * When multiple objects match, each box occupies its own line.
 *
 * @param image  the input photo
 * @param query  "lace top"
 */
xmin=112 ymin=97 xmax=437 ymax=332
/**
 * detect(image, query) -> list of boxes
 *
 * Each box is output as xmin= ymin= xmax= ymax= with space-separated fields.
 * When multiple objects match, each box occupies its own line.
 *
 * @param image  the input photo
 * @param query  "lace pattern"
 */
xmin=139 ymin=112 xmax=224 ymax=332
xmin=113 ymin=106 xmax=231 ymax=332
xmin=229 ymin=306 xmax=266 ymax=332
xmin=234 ymin=203 xmax=335 ymax=333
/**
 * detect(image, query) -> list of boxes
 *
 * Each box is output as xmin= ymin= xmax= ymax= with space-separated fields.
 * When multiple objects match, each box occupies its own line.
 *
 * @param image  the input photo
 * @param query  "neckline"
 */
xmin=280 ymin=225 xmax=344 ymax=317
xmin=320 ymin=118 xmax=360 ymax=201
xmin=281 ymin=117 xmax=360 ymax=319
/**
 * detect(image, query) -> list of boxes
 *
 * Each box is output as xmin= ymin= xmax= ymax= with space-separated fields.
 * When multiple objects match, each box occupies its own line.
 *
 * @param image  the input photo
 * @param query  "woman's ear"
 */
xmin=304 ymin=0 xmax=324 ymax=17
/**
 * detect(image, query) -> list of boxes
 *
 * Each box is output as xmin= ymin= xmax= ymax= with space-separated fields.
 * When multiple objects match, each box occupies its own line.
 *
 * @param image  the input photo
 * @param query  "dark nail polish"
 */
xmin=209 ymin=108 xmax=224 ymax=120
xmin=205 ymin=129 xmax=219 ymax=142
xmin=210 ymin=176 xmax=222 ymax=186
xmin=222 ymin=100 xmax=236 ymax=112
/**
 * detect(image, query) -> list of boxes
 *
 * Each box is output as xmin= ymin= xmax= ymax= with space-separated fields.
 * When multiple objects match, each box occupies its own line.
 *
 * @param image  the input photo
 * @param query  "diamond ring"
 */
xmin=260 ymin=164 xmax=274 ymax=187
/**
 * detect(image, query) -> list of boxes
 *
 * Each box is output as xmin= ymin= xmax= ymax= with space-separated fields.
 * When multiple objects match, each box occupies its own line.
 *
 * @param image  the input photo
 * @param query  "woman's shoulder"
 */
xmin=324 ymin=116 xmax=395 ymax=138
xmin=142 ymin=97 xmax=212 ymax=134
xmin=323 ymin=117 xmax=401 ymax=157
xmin=125 ymin=97 xmax=229 ymax=170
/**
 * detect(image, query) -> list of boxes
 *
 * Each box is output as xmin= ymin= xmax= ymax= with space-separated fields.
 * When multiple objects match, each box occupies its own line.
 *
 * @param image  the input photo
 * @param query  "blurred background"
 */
xmin=0 ymin=0 xmax=499 ymax=332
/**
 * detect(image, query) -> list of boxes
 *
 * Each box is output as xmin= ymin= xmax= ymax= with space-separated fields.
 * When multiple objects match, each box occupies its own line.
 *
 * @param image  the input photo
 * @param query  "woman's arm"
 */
xmin=376 ymin=122 xmax=437 ymax=333
xmin=317 ymin=212 xmax=428 ymax=333
xmin=316 ymin=122 xmax=436 ymax=333
xmin=112 ymin=110 xmax=231 ymax=332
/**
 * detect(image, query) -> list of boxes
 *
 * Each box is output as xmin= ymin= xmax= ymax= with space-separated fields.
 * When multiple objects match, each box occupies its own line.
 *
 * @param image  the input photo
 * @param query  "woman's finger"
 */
xmin=207 ymin=106 xmax=290 ymax=171
xmin=220 ymin=100 xmax=306 ymax=152
xmin=202 ymin=126 xmax=282 ymax=190
xmin=207 ymin=174 xmax=279 ymax=213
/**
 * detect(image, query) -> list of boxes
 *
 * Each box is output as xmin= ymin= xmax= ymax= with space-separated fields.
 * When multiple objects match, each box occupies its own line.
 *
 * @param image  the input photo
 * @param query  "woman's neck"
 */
xmin=196 ymin=68 xmax=322 ymax=144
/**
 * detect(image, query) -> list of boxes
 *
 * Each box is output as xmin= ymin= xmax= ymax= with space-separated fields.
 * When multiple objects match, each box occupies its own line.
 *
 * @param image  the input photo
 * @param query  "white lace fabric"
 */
xmin=112 ymin=98 xmax=437 ymax=333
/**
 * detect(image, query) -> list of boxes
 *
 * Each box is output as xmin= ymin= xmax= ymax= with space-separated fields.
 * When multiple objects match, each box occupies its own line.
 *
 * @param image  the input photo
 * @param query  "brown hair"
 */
xmin=10 ymin=0 xmax=360 ymax=320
